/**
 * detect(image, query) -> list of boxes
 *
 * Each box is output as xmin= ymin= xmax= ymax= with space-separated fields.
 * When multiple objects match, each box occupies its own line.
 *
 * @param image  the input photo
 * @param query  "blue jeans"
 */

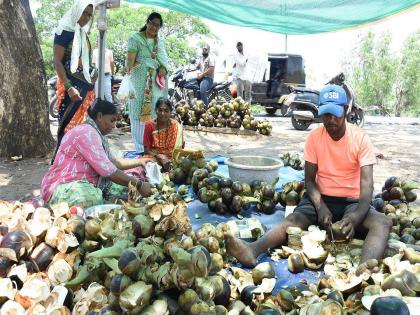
xmin=199 ymin=77 xmax=213 ymax=107
xmin=95 ymin=73 xmax=112 ymax=102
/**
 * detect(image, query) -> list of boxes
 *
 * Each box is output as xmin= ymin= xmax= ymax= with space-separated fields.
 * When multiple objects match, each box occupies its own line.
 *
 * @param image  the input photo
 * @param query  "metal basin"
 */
xmin=225 ymin=156 xmax=283 ymax=183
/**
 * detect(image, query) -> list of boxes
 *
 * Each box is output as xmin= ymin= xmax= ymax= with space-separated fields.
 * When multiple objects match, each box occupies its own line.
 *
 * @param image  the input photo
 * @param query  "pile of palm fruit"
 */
xmin=279 ymin=152 xmax=304 ymax=171
xmin=169 ymin=155 xmax=218 ymax=186
xmin=1 ymin=179 xmax=419 ymax=314
xmin=0 ymin=185 xmax=236 ymax=314
xmin=278 ymin=180 xmax=306 ymax=207
xmin=370 ymin=176 xmax=419 ymax=245
xmin=175 ymin=98 xmax=273 ymax=136
xmin=195 ymin=175 xmax=282 ymax=215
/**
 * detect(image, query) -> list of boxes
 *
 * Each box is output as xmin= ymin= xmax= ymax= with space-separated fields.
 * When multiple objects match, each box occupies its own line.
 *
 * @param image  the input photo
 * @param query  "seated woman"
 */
xmin=143 ymin=98 xmax=184 ymax=170
xmin=41 ymin=99 xmax=153 ymax=208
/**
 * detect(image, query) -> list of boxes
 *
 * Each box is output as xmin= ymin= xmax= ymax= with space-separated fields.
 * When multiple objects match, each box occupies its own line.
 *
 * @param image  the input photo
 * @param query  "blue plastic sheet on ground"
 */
xmin=186 ymin=200 xmax=322 ymax=293
xmin=186 ymin=155 xmax=318 ymax=291
xmin=123 ymin=151 xmax=143 ymax=159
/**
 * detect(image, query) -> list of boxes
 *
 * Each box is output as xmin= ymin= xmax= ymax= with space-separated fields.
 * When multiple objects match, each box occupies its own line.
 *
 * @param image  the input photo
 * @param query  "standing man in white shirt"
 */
xmin=233 ymin=42 xmax=252 ymax=103
xmin=92 ymin=45 xmax=115 ymax=103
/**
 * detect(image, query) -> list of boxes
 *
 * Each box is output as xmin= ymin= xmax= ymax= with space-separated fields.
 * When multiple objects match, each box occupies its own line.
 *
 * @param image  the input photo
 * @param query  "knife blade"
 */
xmin=328 ymin=222 xmax=337 ymax=253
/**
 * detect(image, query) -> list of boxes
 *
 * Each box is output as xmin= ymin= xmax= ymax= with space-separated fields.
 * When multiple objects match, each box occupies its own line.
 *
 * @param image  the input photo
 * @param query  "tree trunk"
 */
xmin=0 ymin=0 xmax=55 ymax=157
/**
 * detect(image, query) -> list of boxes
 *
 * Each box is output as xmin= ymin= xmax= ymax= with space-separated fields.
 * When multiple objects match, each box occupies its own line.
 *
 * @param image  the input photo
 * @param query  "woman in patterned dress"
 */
xmin=126 ymin=12 xmax=169 ymax=153
xmin=41 ymin=99 xmax=153 ymax=208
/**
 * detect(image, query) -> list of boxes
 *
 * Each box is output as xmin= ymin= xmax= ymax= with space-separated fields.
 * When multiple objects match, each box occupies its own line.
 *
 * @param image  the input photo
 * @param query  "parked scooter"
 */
xmin=168 ymin=59 xmax=233 ymax=105
xmin=286 ymin=72 xmax=364 ymax=131
xmin=48 ymin=76 xmax=58 ymax=118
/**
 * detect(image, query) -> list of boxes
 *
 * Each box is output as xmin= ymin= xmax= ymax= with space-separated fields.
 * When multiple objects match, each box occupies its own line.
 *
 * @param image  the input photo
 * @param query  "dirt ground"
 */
xmin=1 ymin=116 xmax=419 ymax=206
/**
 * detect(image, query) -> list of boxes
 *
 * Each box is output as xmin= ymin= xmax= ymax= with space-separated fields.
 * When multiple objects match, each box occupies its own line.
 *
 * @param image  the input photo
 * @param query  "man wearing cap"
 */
xmin=226 ymin=84 xmax=392 ymax=276
xmin=196 ymin=43 xmax=215 ymax=107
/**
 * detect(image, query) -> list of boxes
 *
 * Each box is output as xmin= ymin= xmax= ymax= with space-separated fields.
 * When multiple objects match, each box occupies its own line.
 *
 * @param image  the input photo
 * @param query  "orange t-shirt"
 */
xmin=303 ymin=124 xmax=376 ymax=198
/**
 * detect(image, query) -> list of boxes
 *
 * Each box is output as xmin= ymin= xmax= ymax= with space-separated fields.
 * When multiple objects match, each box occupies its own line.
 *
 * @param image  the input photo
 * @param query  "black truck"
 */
xmin=252 ymin=53 xmax=306 ymax=115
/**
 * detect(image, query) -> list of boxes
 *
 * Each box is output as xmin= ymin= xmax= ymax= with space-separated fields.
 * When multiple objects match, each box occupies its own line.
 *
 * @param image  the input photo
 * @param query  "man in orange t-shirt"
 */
xmin=226 ymin=84 xmax=392 ymax=276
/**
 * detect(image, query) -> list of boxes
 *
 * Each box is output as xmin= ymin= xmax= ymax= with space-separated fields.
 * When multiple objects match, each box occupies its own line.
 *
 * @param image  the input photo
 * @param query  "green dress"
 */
xmin=127 ymin=32 xmax=169 ymax=122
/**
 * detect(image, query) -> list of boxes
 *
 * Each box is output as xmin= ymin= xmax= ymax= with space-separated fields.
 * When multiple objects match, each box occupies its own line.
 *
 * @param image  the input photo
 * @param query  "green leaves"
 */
xmin=34 ymin=0 xmax=213 ymax=77
xmin=343 ymin=29 xmax=420 ymax=117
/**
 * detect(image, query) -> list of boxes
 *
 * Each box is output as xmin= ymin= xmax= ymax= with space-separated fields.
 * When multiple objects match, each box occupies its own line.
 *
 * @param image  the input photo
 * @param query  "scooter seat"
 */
xmin=212 ymin=81 xmax=230 ymax=90
xmin=293 ymin=87 xmax=319 ymax=94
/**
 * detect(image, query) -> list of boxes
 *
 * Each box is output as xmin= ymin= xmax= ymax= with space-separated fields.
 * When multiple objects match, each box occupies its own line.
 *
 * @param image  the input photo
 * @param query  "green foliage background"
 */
xmin=34 ymin=0 xmax=212 ymax=77
xmin=342 ymin=30 xmax=420 ymax=117
xmin=34 ymin=0 xmax=419 ymax=116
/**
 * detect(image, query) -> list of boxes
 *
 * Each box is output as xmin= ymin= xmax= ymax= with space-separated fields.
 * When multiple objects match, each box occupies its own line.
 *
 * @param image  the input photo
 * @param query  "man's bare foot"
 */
xmin=356 ymin=258 xmax=379 ymax=276
xmin=225 ymin=233 xmax=258 ymax=267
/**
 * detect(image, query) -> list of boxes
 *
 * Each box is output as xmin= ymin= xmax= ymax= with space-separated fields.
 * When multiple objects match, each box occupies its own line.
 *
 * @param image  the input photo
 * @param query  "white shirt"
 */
xmin=93 ymin=48 xmax=114 ymax=74
xmin=234 ymin=51 xmax=248 ymax=80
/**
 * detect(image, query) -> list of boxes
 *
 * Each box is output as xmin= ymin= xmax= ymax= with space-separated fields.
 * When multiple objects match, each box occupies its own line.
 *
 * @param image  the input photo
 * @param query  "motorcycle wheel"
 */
xmin=291 ymin=116 xmax=312 ymax=131
xmin=265 ymin=107 xmax=277 ymax=115
xmin=210 ymin=88 xmax=233 ymax=104
xmin=49 ymin=95 xmax=58 ymax=118
xmin=281 ymin=104 xmax=289 ymax=116
xmin=347 ymin=108 xmax=365 ymax=127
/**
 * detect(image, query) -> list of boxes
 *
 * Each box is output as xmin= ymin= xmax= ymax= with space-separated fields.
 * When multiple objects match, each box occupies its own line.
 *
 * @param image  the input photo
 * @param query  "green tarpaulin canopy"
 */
xmin=127 ymin=0 xmax=420 ymax=34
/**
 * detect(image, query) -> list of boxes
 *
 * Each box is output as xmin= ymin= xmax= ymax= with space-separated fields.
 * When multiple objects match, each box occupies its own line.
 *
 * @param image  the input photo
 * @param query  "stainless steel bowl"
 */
xmin=225 ymin=155 xmax=283 ymax=183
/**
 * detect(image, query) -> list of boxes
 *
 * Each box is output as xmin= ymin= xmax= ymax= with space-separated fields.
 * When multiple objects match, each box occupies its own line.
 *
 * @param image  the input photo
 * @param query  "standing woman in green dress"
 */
xmin=126 ymin=12 xmax=169 ymax=153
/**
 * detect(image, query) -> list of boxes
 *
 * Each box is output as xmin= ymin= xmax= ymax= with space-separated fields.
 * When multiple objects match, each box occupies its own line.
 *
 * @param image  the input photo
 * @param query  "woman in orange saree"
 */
xmin=143 ymin=98 xmax=183 ymax=170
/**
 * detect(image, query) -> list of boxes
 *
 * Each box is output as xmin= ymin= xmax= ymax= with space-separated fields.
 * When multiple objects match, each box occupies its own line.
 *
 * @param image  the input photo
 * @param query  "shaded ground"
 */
xmin=1 ymin=116 xmax=419 ymax=206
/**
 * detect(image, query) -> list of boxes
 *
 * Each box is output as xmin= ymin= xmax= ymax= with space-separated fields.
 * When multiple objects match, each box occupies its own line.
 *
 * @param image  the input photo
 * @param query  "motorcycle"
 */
xmin=286 ymin=72 xmax=365 ymax=131
xmin=168 ymin=60 xmax=233 ymax=105
xmin=48 ymin=74 xmax=122 ymax=119
xmin=111 ymin=75 xmax=123 ymax=105
xmin=48 ymin=76 xmax=58 ymax=118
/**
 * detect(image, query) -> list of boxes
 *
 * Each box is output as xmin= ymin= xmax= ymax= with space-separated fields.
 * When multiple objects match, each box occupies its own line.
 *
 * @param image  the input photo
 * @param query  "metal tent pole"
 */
xmin=285 ymin=34 xmax=288 ymax=52
xmin=97 ymin=4 xmax=107 ymax=100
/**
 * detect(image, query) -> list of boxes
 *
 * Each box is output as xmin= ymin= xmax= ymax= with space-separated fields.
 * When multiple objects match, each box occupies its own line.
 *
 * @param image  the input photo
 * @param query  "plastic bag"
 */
xmin=145 ymin=162 xmax=163 ymax=185
xmin=117 ymin=74 xmax=137 ymax=103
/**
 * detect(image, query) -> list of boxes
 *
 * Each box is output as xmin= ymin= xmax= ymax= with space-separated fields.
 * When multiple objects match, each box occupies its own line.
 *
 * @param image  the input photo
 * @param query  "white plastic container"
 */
xmin=225 ymin=155 xmax=283 ymax=183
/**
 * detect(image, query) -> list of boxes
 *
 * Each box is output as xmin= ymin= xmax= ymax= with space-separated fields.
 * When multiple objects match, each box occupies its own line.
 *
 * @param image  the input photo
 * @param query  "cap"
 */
xmin=318 ymin=84 xmax=348 ymax=117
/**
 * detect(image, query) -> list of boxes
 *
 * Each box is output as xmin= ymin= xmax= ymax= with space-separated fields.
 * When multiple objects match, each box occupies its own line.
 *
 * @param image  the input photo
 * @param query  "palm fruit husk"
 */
xmin=178 ymin=289 xmax=199 ymax=313
xmin=389 ymin=187 xmax=404 ymax=200
xmin=404 ymin=190 xmax=417 ymax=203
xmin=381 ymin=270 xmax=420 ymax=296
xmin=229 ymin=300 xmax=247 ymax=314
xmin=118 ymin=249 xmax=141 ymax=279
xmin=286 ymin=227 xmax=302 ymax=249
xmin=86 ymin=240 xmax=132 ymax=259
xmin=383 ymin=204 xmax=396 ymax=215
xmin=119 ymin=281 xmax=152 ymax=312
xmin=287 ymin=253 xmax=304 ymax=273
xmin=285 ymin=191 xmax=299 ymax=206
xmin=331 ymin=222 xmax=348 ymax=243
xmin=189 ymin=301 xmax=211 ymax=315
xmin=371 ymin=198 xmax=385 ymax=212
xmin=251 ymin=262 xmax=275 ymax=284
